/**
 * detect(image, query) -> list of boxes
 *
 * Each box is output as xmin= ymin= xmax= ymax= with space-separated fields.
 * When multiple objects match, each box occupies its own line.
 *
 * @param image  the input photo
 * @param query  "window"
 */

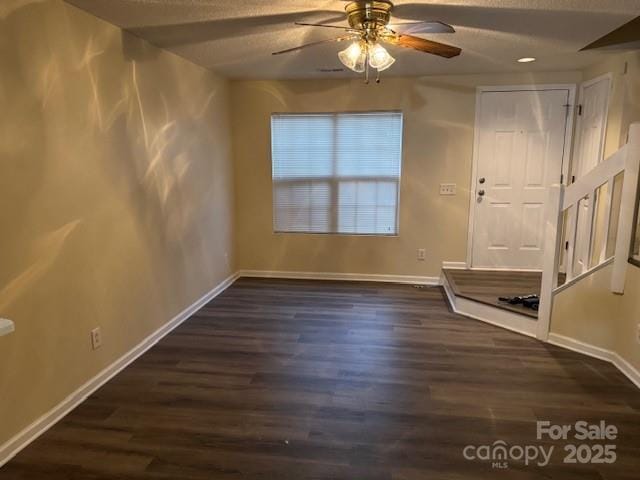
xmin=271 ymin=112 xmax=403 ymax=235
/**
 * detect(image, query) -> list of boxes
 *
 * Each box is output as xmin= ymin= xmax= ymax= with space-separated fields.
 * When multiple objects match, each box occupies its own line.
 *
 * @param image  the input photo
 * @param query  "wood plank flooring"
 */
xmin=1 ymin=278 xmax=639 ymax=479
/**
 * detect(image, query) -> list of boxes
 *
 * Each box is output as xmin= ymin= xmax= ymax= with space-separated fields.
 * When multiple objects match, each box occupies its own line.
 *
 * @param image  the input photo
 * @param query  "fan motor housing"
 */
xmin=345 ymin=1 xmax=393 ymax=30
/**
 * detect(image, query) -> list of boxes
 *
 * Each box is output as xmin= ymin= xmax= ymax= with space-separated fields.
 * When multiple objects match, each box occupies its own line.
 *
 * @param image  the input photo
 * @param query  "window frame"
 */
xmin=269 ymin=110 xmax=404 ymax=237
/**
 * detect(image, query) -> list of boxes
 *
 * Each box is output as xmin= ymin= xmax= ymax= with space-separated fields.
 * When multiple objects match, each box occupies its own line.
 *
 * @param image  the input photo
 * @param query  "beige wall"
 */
xmin=551 ymin=51 xmax=640 ymax=374
xmin=232 ymin=72 xmax=581 ymax=277
xmin=0 ymin=0 xmax=234 ymax=445
xmin=552 ymin=263 xmax=640 ymax=370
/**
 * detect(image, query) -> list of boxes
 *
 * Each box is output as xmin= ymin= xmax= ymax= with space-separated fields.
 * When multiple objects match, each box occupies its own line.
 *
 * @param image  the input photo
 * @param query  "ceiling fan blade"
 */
xmin=272 ymin=35 xmax=356 ymax=55
xmin=580 ymin=16 xmax=640 ymax=50
xmin=387 ymin=21 xmax=455 ymax=35
xmin=294 ymin=22 xmax=356 ymax=31
xmin=384 ymin=34 xmax=461 ymax=58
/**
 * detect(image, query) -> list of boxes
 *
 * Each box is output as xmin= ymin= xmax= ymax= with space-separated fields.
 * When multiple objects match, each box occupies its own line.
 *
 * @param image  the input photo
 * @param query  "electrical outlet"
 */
xmin=91 ymin=327 xmax=102 ymax=350
xmin=439 ymin=183 xmax=457 ymax=195
xmin=417 ymin=248 xmax=426 ymax=261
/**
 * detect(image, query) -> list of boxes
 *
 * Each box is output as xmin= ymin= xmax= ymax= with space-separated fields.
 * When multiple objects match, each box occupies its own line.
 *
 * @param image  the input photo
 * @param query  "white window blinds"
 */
xmin=271 ymin=112 xmax=403 ymax=235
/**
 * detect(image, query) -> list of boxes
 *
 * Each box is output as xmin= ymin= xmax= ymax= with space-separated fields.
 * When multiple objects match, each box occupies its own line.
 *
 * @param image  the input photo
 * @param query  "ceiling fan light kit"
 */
xmin=273 ymin=0 xmax=461 ymax=83
xmin=338 ymin=41 xmax=396 ymax=76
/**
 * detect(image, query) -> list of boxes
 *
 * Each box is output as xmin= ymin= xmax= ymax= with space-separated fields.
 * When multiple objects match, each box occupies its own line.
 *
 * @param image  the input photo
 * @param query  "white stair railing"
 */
xmin=538 ymin=123 xmax=640 ymax=340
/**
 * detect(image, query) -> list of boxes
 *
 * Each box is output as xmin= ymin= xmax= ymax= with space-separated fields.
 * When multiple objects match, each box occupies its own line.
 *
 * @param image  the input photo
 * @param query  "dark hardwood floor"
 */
xmin=2 ymin=278 xmax=639 ymax=479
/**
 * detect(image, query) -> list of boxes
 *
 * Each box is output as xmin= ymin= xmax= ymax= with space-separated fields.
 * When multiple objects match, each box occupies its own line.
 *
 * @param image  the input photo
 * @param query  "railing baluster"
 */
xmin=565 ymin=203 xmax=579 ymax=281
xmin=584 ymin=188 xmax=597 ymax=271
xmin=599 ymin=177 xmax=615 ymax=263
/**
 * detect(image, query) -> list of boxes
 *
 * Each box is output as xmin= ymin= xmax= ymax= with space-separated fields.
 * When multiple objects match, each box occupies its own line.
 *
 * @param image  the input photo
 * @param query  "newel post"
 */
xmin=537 ymin=184 xmax=565 ymax=341
xmin=611 ymin=123 xmax=640 ymax=294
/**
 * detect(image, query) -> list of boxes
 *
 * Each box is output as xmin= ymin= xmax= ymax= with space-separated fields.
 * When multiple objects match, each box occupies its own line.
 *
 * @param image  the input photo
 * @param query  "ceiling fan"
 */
xmin=272 ymin=0 xmax=461 ymax=82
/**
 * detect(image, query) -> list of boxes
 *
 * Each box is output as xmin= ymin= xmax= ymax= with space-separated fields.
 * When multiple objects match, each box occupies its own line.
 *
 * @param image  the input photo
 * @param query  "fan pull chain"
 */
xmin=365 ymin=53 xmax=370 ymax=84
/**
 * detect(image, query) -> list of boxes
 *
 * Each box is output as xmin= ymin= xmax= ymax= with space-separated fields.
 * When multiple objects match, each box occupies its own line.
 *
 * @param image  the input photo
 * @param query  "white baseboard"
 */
xmin=442 ymin=261 xmax=467 ymax=269
xmin=0 ymin=272 xmax=239 ymax=468
xmin=548 ymin=333 xmax=640 ymax=389
xmin=441 ymin=272 xmax=538 ymax=338
xmin=238 ymin=270 xmax=440 ymax=286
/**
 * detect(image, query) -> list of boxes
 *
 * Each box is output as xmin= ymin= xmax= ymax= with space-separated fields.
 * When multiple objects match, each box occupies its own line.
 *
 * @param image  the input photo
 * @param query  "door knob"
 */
xmin=478 ymin=189 xmax=485 ymax=196
xmin=479 ymin=177 xmax=486 ymax=184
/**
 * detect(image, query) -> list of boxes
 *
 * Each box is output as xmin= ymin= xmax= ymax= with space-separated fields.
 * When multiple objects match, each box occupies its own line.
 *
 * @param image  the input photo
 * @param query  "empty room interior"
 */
xmin=2 ymin=0 xmax=640 ymax=478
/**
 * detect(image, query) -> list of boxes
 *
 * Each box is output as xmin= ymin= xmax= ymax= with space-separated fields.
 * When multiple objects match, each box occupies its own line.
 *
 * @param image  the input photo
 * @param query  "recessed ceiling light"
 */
xmin=517 ymin=57 xmax=536 ymax=63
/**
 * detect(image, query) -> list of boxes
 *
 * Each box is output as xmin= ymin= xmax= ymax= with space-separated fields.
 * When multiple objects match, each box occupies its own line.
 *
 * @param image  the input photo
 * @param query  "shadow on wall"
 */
xmin=0 ymin=0 xmax=234 ymax=445
xmin=0 ymin=0 xmax=232 ymax=331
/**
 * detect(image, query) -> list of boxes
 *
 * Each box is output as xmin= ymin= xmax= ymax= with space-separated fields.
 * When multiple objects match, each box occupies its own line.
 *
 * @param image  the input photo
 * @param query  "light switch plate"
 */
xmin=91 ymin=327 xmax=102 ymax=350
xmin=440 ymin=183 xmax=457 ymax=195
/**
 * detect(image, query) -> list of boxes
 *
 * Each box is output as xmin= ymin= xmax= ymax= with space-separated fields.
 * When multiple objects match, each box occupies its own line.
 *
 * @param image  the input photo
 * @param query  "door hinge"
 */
xmin=565 ymin=241 xmax=570 ymax=250
xmin=560 ymin=173 xmax=564 ymax=183
xmin=571 ymin=175 xmax=576 ymax=184
xmin=577 ymin=104 xmax=583 ymax=116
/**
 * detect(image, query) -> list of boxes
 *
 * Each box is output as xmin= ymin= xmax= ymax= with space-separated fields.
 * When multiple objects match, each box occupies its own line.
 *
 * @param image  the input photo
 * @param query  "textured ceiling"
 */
xmin=65 ymin=1 xmax=640 ymax=79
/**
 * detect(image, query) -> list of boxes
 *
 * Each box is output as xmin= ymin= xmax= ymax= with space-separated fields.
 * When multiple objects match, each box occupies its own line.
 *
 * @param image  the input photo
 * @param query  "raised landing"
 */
xmin=442 ymin=268 xmax=543 ymax=319
xmin=440 ymin=268 xmax=543 ymax=338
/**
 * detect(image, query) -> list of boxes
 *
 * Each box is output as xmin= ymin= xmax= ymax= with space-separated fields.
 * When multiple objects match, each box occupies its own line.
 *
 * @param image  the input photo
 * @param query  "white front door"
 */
xmin=471 ymin=89 xmax=571 ymax=269
xmin=571 ymin=75 xmax=611 ymax=274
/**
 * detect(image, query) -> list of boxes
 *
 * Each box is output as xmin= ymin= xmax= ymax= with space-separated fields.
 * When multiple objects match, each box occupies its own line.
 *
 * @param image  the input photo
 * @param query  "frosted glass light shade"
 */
xmin=338 ymin=42 xmax=367 ymax=73
xmin=368 ymin=43 xmax=395 ymax=71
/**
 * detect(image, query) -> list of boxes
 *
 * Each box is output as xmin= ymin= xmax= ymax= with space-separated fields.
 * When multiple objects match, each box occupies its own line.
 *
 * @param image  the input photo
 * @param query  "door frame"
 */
xmin=465 ymin=84 xmax=577 ymax=270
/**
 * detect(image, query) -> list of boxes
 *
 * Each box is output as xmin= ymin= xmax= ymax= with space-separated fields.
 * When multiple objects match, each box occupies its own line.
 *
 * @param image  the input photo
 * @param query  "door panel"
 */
xmin=520 ymin=203 xmax=544 ymax=249
xmin=472 ymin=89 xmax=570 ymax=269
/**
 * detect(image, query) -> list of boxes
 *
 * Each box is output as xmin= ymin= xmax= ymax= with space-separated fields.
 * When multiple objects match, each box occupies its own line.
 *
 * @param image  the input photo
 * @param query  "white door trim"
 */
xmin=465 ymin=84 xmax=577 ymax=269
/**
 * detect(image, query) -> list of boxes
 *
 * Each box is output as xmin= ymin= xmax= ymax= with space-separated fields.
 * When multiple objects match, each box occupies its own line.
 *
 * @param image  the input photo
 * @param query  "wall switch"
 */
xmin=440 ymin=183 xmax=457 ymax=195
xmin=91 ymin=327 xmax=102 ymax=350
xmin=417 ymin=248 xmax=426 ymax=261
